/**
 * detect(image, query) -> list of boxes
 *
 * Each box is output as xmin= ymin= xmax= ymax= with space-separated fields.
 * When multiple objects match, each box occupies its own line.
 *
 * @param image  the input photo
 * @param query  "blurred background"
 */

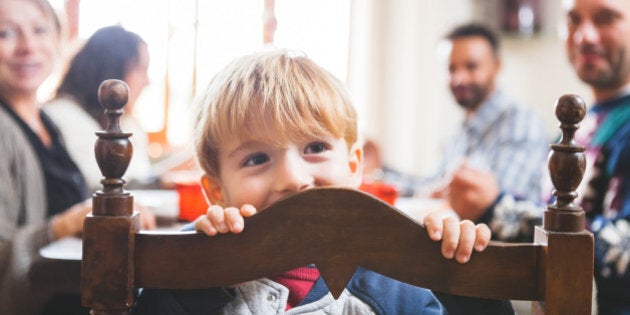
xmin=45 ymin=0 xmax=590 ymax=178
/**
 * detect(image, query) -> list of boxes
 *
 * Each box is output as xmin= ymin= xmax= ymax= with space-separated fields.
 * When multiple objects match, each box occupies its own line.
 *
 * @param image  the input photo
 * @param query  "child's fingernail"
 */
xmin=233 ymin=221 xmax=243 ymax=231
xmin=433 ymin=231 xmax=441 ymax=239
xmin=458 ymin=253 xmax=470 ymax=263
xmin=444 ymin=249 xmax=453 ymax=258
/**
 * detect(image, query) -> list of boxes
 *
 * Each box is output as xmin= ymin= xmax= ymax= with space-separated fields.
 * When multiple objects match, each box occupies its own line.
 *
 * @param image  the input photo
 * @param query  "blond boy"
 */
xmin=134 ymin=50 xmax=512 ymax=315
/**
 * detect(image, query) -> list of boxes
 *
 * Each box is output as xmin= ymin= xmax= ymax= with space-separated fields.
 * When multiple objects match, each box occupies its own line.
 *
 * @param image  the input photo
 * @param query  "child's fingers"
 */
xmin=197 ymin=204 xmax=257 ymax=236
xmin=440 ymin=216 xmax=460 ymax=260
xmin=194 ymin=216 xmax=218 ymax=236
xmin=207 ymin=205 xmax=229 ymax=233
xmin=454 ymin=220 xmax=475 ymax=263
xmin=422 ymin=212 xmax=444 ymax=241
xmin=240 ymin=204 xmax=257 ymax=217
xmin=474 ymin=224 xmax=491 ymax=252
xmin=224 ymin=207 xmax=245 ymax=233
xmin=423 ymin=210 xmax=458 ymax=240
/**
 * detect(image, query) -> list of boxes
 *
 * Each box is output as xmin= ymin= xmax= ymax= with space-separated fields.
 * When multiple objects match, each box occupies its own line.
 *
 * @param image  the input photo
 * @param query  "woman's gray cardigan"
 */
xmin=0 ymin=105 xmax=69 ymax=314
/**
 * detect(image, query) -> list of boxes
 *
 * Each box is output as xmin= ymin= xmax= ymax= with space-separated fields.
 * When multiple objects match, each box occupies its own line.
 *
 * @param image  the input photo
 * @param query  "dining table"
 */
xmin=35 ymin=189 xmax=181 ymax=297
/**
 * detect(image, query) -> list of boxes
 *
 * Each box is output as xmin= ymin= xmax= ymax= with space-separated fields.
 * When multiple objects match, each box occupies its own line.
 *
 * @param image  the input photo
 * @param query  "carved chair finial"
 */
xmin=546 ymin=94 xmax=587 ymax=232
xmin=92 ymin=79 xmax=134 ymax=216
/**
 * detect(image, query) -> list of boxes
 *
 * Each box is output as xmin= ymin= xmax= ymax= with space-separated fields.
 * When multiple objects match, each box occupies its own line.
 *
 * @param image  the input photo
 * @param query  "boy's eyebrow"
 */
xmin=226 ymin=140 xmax=264 ymax=159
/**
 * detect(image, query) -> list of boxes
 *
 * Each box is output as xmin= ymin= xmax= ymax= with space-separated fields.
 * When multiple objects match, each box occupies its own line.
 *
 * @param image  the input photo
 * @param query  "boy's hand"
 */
xmin=423 ymin=211 xmax=490 ymax=263
xmin=194 ymin=204 xmax=257 ymax=236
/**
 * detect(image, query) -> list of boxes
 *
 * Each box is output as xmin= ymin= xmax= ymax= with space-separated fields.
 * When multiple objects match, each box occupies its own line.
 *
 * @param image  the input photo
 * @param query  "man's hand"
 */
xmin=135 ymin=202 xmax=157 ymax=230
xmin=446 ymin=164 xmax=500 ymax=221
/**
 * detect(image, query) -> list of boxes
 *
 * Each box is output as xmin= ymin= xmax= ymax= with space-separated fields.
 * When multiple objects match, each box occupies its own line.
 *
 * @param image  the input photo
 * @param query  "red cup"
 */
xmin=359 ymin=181 xmax=399 ymax=205
xmin=176 ymin=182 xmax=208 ymax=222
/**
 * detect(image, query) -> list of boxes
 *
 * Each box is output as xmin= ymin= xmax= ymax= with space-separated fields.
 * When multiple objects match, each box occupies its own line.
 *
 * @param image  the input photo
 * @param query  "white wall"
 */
xmin=347 ymin=0 xmax=590 ymax=177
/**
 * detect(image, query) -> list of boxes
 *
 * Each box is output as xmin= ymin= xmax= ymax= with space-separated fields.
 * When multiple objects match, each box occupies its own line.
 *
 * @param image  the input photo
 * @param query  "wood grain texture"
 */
xmin=134 ymin=188 xmax=543 ymax=301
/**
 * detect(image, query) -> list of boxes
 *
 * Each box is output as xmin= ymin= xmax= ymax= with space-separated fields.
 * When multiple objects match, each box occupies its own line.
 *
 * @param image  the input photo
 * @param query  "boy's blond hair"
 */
xmin=194 ymin=49 xmax=358 ymax=178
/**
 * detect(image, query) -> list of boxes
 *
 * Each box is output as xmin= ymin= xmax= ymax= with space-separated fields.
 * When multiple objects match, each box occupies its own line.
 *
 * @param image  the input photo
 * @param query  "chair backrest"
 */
xmin=81 ymin=79 xmax=594 ymax=315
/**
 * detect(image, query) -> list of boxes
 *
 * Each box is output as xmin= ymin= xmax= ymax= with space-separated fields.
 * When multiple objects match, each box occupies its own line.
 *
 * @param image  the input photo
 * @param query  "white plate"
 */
xmin=131 ymin=189 xmax=179 ymax=218
xmin=39 ymin=236 xmax=82 ymax=260
xmin=395 ymin=197 xmax=456 ymax=223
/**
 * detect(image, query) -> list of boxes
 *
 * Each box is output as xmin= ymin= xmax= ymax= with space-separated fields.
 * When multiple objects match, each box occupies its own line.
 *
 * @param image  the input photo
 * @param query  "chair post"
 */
xmin=81 ymin=80 xmax=139 ymax=315
xmin=533 ymin=94 xmax=594 ymax=314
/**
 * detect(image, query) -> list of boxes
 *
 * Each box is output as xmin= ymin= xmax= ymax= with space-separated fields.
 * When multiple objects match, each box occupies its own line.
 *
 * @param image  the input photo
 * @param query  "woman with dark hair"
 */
xmin=45 ymin=25 xmax=153 ymax=189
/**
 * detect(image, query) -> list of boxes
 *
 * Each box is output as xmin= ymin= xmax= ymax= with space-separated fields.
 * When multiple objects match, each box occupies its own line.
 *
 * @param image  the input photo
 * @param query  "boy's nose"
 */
xmin=274 ymin=153 xmax=313 ymax=193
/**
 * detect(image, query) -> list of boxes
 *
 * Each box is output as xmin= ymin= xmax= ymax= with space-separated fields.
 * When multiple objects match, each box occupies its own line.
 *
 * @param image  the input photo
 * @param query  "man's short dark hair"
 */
xmin=446 ymin=23 xmax=500 ymax=56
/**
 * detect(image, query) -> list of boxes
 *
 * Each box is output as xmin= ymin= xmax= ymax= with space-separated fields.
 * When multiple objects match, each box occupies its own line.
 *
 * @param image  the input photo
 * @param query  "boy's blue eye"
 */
xmin=305 ymin=142 xmax=328 ymax=154
xmin=243 ymin=153 xmax=269 ymax=167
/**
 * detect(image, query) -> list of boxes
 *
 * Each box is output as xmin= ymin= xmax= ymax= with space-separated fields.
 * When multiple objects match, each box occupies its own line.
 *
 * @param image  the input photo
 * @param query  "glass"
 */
xmin=359 ymin=181 xmax=399 ymax=206
xmin=176 ymin=182 xmax=207 ymax=222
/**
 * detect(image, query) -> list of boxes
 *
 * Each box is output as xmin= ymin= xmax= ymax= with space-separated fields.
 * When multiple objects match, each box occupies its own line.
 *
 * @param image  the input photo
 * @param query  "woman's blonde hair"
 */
xmin=20 ymin=0 xmax=61 ymax=33
xmin=194 ymin=49 xmax=358 ymax=178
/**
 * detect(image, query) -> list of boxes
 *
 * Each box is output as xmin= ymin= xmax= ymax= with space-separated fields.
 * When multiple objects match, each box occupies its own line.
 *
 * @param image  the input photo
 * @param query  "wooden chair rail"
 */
xmin=130 ymin=188 xmax=544 ymax=300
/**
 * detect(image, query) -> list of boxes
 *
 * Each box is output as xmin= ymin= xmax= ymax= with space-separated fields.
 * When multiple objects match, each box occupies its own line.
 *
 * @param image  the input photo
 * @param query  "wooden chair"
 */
xmin=81 ymin=80 xmax=594 ymax=314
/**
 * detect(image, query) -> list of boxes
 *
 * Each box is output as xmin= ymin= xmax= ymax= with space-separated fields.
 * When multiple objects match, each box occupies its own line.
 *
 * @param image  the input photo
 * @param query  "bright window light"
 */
xmin=73 ymin=0 xmax=350 ymax=149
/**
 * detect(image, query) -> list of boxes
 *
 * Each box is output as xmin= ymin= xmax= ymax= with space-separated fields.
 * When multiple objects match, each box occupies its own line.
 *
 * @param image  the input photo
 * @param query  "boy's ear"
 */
xmin=348 ymin=143 xmax=364 ymax=186
xmin=200 ymin=174 xmax=224 ymax=205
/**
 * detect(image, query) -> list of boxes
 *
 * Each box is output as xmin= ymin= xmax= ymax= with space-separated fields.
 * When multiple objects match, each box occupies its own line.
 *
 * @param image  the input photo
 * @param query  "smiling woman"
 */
xmin=0 ymin=0 xmax=93 ymax=314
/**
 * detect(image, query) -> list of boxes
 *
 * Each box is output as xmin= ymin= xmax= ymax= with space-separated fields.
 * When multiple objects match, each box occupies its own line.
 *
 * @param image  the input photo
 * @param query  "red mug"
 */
xmin=359 ymin=181 xmax=399 ymax=206
xmin=175 ymin=182 xmax=208 ymax=222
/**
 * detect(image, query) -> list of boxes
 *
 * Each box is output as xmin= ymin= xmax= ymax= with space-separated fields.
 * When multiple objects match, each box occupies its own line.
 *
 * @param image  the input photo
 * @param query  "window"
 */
xmin=63 ymin=0 xmax=350 ymax=158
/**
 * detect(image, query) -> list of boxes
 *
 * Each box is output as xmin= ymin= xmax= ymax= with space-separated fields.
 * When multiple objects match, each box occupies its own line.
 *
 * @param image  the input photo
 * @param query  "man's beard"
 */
xmin=452 ymin=84 xmax=488 ymax=110
xmin=576 ymin=46 xmax=628 ymax=90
